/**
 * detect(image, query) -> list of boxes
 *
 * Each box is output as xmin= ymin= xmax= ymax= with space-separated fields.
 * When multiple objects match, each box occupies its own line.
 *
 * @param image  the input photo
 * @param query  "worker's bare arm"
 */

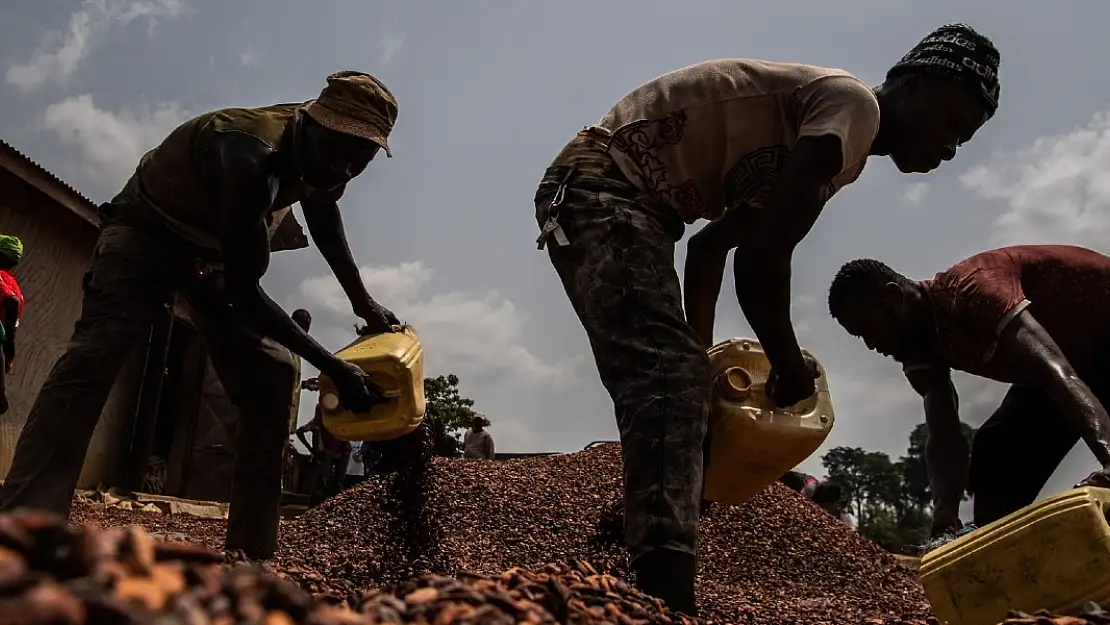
xmin=995 ymin=309 xmax=1110 ymax=470
xmin=295 ymin=426 xmax=312 ymax=453
xmin=684 ymin=208 xmax=748 ymax=349
xmin=301 ymin=194 xmax=398 ymax=334
xmin=905 ymin=363 xmax=968 ymax=532
xmin=734 ymin=134 xmax=842 ymax=384
xmin=204 ymin=134 xmax=343 ymax=377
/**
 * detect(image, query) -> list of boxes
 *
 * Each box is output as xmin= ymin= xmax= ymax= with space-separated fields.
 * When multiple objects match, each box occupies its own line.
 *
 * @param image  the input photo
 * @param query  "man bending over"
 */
xmin=0 ymin=71 xmax=401 ymax=560
xmin=829 ymin=245 xmax=1110 ymax=537
xmin=532 ymin=23 xmax=1000 ymax=614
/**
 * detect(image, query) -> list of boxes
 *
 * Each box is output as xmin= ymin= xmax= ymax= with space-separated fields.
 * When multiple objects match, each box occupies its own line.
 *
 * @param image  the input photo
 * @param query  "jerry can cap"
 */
xmin=716 ymin=366 xmax=753 ymax=400
xmin=321 ymin=391 xmax=341 ymax=411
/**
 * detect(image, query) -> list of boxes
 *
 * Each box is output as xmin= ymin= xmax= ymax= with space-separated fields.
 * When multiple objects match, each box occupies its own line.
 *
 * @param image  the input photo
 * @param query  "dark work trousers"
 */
xmin=0 ymin=204 xmax=297 ymax=560
xmin=535 ymin=163 xmax=709 ymax=564
xmin=969 ymin=352 xmax=1110 ymax=526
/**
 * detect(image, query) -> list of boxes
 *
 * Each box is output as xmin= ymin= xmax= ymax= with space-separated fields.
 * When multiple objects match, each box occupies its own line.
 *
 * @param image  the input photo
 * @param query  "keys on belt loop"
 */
xmin=536 ymin=168 xmax=575 ymax=250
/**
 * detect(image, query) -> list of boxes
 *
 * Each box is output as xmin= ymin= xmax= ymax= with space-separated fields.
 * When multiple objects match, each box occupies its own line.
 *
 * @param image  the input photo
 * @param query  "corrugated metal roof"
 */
xmin=0 ymin=139 xmax=99 ymax=226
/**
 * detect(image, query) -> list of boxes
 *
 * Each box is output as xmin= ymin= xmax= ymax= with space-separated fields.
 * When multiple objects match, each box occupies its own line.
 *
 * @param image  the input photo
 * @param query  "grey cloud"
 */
xmin=6 ymin=0 xmax=188 ymax=92
xmin=36 ymin=94 xmax=191 ymax=198
xmin=963 ymin=108 xmax=1110 ymax=250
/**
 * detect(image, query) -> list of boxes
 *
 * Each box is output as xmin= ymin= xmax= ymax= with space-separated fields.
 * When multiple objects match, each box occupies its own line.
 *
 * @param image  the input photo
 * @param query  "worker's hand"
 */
xmin=328 ymin=360 xmax=384 ymax=414
xmin=930 ymin=507 xmax=962 ymax=538
xmin=766 ymin=354 xmax=819 ymax=408
xmin=354 ymin=300 xmax=400 ymax=336
xmin=1076 ymin=467 xmax=1110 ymax=489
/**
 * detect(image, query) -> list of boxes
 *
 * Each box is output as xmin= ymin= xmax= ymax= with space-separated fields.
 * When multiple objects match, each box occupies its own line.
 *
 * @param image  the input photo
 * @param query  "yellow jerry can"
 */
xmin=702 ymin=337 xmax=835 ymax=506
xmin=316 ymin=324 xmax=426 ymax=442
xmin=921 ymin=486 xmax=1110 ymax=625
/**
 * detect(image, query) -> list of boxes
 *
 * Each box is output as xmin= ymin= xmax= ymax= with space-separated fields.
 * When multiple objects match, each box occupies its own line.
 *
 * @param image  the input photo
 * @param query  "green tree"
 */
xmin=423 ymin=374 xmax=477 ymax=458
xmin=818 ymin=421 xmax=980 ymax=554
xmin=823 ymin=449 xmax=904 ymax=528
xmin=859 ymin=451 xmax=904 ymax=521
xmin=425 ymin=374 xmax=477 ymax=433
xmin=856 ymin=505 xmax=901 ymax=552
xmin=821 ymin=446 xmax=927 ymax=553
xmin=821 ymin=447 xmax=871 ymax=521
xmin=899 ymin=421 xmax=978 ymax=509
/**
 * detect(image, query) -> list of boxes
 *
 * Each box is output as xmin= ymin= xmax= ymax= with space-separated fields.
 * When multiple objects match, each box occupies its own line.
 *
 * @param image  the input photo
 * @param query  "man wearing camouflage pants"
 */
xmin=0 ymin=71 xmax=401 ymax=560
xmin=534 ymin=24 xmax=1001 ymax=615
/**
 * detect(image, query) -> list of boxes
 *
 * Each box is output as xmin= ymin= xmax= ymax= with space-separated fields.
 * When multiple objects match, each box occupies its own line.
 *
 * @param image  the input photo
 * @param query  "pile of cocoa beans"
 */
xmin=269 ymin=443 xmax=935 ymax=623
xmin=73 ymin=441 xmax=939 ymax=623
xmin=0 ymin=510 xmax=700 ymax=624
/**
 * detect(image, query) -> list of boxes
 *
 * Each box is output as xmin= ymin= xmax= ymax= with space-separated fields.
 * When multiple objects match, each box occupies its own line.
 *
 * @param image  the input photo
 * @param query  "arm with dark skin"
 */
xmin=995 ymin=310 xmax=1110 ymax=472
xmin=301 ymin=194 xmax=397 ymax=332
xmin=684 ymin=207 xmax=746 ymax=349
xmin=684 ymin=135 xmax=842 ymax=397
xmin=906 ymin=365 xmax=969 ymax=534
xmin=295 ymin=423 xmax=314 ymax=454
xmin=205 ymin=134 xmax=346 ymax=376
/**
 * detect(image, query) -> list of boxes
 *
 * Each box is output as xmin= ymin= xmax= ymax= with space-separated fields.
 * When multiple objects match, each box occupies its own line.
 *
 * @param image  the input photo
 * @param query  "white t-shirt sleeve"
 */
xmin=794 ymin=74 xmax=881 ymax=177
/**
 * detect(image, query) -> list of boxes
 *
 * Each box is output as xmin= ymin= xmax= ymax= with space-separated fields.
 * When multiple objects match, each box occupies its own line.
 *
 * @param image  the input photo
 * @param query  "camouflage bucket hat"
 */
xmin=304 ymin=70 xmax=398 ymax=157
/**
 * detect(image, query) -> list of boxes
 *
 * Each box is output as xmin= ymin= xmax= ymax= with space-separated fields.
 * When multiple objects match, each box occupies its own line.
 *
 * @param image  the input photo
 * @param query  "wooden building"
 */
xmin=0 ymin=139 xmax=309 ymax=500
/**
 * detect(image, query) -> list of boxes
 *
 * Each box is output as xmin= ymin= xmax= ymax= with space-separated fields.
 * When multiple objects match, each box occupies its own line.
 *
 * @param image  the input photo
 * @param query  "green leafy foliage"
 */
xmin=423 ymin=374 xmax=477 ymax=458
xmin=819 ymin=421 xmax=977 ymax=554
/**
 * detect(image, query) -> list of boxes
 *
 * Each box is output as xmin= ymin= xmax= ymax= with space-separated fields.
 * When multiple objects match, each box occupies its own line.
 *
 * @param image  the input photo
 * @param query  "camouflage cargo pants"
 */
xmin=0 ymin=202 xmax=297 ymax=559
xmin=534 ymin=161 xmax=710 ymax=563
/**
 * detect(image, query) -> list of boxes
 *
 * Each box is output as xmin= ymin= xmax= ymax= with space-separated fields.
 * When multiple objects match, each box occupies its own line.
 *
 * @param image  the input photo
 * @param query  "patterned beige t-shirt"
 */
xmin=589 ymin=59 xmax=881 ymax=224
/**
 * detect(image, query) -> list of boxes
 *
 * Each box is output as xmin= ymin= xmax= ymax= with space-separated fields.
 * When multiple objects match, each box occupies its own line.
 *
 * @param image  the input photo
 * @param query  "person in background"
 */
xmin=359 ymin=440 xmax=382 ymax=476
xmin=828 ymin=245 xmax=1110 ymax=538
xmin=463 ymin=413 xmax=495 ymax=460
xmin=778 ymin=470 xmax=843 ymax=505
xmin=295 ymin=405 xmax=352 ymax=503
xmin=289 ymin=309 xmax=313 ymax=436
xmin=533 ymin=23 xmax=1000 ymax=615
xmin=0 ymin=70 xmax=400 ymax=561
xmin=0 ymin=235 xmax=23 ymax=416
xmin=342 ymin=441 xmax=364 ymax=487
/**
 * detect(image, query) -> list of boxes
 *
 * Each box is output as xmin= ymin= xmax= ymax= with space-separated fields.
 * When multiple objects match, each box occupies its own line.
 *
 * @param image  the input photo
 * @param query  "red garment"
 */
xmin=0 ymin=269 xmax=23 ymax=329
xmin=799 ymin=475 xmax=819 ymax=499
xmin=921 ymin=245 xmax=1110 ymax=382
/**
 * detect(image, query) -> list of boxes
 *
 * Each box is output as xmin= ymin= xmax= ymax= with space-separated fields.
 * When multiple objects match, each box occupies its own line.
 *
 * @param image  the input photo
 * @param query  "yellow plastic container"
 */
xmin=701 ymin=337 xmax=835 ymax=506
xmin=920 ymin=486 xmax=1110 ymax=625
xmin=316 ymin=324 xmax=426 ymax=442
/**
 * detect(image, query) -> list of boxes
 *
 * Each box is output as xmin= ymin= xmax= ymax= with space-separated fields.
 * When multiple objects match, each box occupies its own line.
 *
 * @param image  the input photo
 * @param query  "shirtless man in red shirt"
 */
xmin=828 ymin=245 xmax=1110 ymax=537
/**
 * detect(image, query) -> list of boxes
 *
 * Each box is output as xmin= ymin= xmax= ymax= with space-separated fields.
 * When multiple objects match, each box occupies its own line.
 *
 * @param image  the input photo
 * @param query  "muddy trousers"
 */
xmin=0 ymin=217 xmax=297 ymax=560
xmin=535 ymin=165 xmax=708 ymax=611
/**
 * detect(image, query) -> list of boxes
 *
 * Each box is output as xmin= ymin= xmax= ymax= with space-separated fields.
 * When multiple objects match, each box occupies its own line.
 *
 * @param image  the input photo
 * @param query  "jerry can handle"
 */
xmin=355 ymin=323 xmax=414 ymax=337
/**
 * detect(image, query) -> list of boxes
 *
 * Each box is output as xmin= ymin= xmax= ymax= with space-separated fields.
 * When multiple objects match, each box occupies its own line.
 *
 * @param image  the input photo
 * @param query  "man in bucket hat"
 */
xmin=0 ymin=71 xmax=399 ymax=559
xmin=533 ymin=23 xmax=999 ymax=614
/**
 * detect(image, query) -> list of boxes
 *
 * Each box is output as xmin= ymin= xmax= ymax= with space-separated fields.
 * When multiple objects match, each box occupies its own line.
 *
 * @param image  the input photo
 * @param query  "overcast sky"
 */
xmin=3 ymin=0 xmax=1110 ymax=510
